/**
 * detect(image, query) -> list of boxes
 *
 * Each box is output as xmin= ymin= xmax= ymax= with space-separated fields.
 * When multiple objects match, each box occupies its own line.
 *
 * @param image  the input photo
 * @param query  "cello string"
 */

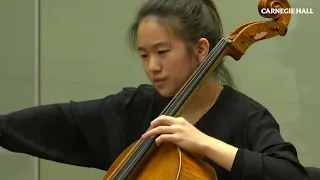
xmin=163 ymin=38 xmax=228 ymax=116
xmin=160 ymin=38 xmax=225 ymax=116
xmin=115 ymin=38 xmax=230 ymax=179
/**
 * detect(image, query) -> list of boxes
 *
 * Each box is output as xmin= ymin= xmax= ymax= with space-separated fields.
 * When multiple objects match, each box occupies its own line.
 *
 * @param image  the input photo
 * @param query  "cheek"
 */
xmin=167 ymin=52 xmax=190 ymax=69
xmin=141 ymin=61 xmax=152 ymax=77
xmin=168 ymin=57 xmax=195 ymax=81
xmin=142 ymin=61 xmax=148 ymax=71
xmin=175 ymin=55 xmax=196 ymax=74
xmin=162 ymin=49 xmax=196 ymax=77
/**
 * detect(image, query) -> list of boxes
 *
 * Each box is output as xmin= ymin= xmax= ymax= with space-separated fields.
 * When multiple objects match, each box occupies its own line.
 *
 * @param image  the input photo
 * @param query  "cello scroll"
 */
xmin=223 ymin=0 xmax=291 ymax=61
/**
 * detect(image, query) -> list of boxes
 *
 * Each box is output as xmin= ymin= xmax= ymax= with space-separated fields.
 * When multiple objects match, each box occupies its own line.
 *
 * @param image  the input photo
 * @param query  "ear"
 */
xmin=196 ymin=38 xmax=210 ymax=64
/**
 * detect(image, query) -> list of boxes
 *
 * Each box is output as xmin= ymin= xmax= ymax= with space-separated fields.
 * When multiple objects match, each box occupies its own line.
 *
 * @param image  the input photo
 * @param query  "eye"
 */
xmin=140 ymin=54 xmax=148 ymax=58
xmin=158 ymin=50 xmax=169 ymax=54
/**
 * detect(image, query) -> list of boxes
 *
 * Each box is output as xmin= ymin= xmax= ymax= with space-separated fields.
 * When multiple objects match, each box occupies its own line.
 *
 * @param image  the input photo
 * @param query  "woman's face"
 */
xmin=137 ymin=17 xmax=208 ymax=97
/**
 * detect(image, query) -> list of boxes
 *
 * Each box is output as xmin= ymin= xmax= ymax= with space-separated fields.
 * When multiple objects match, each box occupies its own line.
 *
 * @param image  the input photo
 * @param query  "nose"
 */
xmin=148 ymin=55 xmax=161 ymax=73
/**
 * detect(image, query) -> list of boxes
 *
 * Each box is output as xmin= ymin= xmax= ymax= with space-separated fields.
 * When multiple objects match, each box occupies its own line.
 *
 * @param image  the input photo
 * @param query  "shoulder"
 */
xmin=220 ymin=86 xmax=281 ymax=146
xmin=223 ymin=86 xmax=280 ymax=132
xmin=119 ymin=84 xmax=156 ymax=105
xmin=220 ymin=85 xmax=277 ymax=126
xmin=221 ymin=85 xmax=269 ymax=112
xmin=98 ymin=84 xmax=156 ymax=109
xmin=121 ymin=84 xmax=156 ymax=98
xmin=70 ymin=84 xmax=156 ymax=114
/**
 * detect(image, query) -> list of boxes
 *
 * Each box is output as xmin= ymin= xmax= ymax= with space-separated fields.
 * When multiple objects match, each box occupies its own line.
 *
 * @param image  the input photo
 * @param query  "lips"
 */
xmin=153 ymin=78 xmax=166 ymax=82
xmin=153 ymin=77 xmax=166 ymax=86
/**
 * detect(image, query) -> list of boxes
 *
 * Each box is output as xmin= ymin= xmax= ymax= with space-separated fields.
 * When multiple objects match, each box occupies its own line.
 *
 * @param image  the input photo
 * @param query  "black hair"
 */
xmin=127 ymin=0 xmax=236 ymax=88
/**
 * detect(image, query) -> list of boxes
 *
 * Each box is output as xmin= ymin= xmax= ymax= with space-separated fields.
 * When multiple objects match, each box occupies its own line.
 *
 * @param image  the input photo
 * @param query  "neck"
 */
xmin=172 ymin=73 xmax=223 ymax=125
xmin=190 ymin=74 xmax=223 ymax=106
xmin=153 ymin=73 xmax=223 ymax=124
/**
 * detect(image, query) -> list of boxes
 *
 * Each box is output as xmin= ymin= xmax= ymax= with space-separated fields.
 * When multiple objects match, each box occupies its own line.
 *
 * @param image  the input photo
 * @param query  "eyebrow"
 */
xmin=138 ymin=41 xmax=170 ymax=51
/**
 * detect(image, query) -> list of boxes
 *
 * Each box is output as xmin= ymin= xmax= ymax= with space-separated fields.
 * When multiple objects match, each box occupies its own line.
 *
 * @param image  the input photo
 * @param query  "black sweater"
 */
xmin=0 ymin=84 xmax=308 ymax=179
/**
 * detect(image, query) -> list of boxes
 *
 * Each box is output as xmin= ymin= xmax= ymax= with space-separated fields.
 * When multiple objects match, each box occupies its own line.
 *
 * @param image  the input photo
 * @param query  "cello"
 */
xmin=104 ymin=0 xmax=291 ymax=179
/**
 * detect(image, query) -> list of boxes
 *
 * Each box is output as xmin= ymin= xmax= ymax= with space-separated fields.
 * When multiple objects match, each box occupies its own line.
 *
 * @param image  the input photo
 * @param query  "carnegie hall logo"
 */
xmin=260 ymin=8 xmax=314 ymax=15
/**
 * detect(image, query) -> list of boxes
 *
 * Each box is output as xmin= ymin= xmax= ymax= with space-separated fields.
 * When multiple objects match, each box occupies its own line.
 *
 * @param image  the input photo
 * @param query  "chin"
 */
xmin=156 ymin=87 xmax=176 ymax=98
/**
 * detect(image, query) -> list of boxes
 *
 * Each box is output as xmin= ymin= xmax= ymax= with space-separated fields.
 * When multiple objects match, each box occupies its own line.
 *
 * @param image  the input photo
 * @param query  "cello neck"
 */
xmin=111 ymin=37 xmax=233 ymax=180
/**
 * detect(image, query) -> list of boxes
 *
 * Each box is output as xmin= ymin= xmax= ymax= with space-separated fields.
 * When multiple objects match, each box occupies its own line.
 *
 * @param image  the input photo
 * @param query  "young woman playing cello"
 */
xmin=0 ymin=0 xmax=308 ymax=179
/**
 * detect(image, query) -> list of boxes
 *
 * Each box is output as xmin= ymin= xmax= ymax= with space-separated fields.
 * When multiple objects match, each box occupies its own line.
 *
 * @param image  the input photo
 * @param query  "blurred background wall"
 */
xmin=0 ymin=0 xmax=318 ymax=179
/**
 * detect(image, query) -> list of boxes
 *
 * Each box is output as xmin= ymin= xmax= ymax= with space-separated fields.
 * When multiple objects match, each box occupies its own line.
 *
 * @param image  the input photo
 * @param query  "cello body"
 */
xmin=104 ymin=0 xmax=291 ymax=179
xmin=104 ymin=73 xmax=220 ymax=180
xmin=106 ymin=142 xmax=217 ymax=180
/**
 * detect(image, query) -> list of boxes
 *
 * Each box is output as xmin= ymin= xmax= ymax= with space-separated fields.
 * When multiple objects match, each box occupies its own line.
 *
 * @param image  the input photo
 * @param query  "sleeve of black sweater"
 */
xmin=230 ymin=108 xmax=308 ymax=180
xmin=0 ymin=87 xmax=138 ymax=170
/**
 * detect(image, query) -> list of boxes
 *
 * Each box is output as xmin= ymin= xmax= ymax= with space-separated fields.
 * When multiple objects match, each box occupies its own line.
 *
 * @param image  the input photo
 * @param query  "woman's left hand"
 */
xmin=141 ymin=115 xmax=210 ymax=156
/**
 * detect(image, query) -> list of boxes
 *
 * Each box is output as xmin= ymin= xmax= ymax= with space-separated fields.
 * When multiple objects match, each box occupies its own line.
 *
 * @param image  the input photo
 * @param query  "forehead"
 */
xmin=137 ymin=17 xmax=179 ymax=49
